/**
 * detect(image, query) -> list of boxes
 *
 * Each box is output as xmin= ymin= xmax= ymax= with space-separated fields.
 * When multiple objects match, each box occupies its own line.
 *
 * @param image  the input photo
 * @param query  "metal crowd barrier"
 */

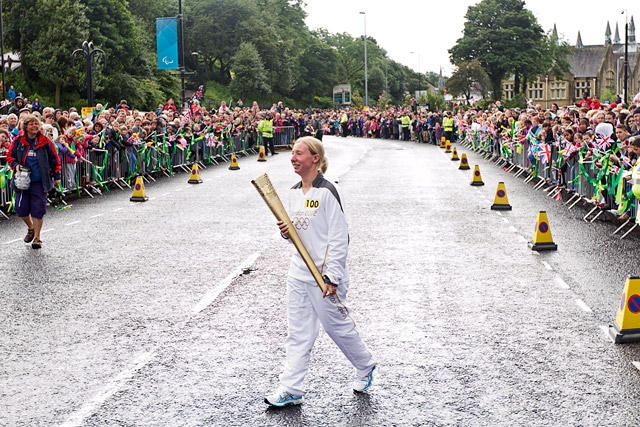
xmin=259 ymin=126 xmax=296 ymax=149
xmin=458 ymin=128 xmax=639 ymax=239
xmin=0 ymin=129 xmax=258 ymax=218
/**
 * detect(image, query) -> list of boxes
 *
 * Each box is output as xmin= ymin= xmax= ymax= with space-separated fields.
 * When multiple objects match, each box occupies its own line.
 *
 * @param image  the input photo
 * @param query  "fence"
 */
xmin=458 ymin=128 xmax=639 ymax=239
xmin=0 ymin=128 xmax=264 ymax=218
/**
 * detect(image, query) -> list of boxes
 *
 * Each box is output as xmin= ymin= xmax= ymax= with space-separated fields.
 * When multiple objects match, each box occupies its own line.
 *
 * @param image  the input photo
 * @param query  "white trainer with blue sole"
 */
xmin=353 ymin=365 xmax=376 ymax=393
xmin=264 ymin=389 xmax=304 ymax=407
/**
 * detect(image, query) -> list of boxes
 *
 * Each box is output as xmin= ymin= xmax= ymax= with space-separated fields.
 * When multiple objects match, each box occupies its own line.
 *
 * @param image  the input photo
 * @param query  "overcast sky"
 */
xmin=303 ymin=0 xmax=638 ymax=76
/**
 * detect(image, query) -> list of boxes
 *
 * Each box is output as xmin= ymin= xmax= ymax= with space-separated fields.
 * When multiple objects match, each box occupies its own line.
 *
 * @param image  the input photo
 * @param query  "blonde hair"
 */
xmin=295 ymin=136 xmax=328 ymax=173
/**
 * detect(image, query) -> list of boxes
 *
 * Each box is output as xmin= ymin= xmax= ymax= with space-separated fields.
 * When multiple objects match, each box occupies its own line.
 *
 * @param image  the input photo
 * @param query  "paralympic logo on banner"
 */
xmin=156 ymin=17 xmax=179 ymax=70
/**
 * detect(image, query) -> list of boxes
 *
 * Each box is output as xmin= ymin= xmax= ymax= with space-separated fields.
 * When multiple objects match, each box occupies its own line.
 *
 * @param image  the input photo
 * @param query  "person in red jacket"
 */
xmin=6 ymin=114 xmax=61 ymax=249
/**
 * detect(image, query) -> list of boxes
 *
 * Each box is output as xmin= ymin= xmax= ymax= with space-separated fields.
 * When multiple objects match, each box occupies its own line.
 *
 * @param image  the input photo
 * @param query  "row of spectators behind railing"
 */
xmin=457 ymin=126 xmax=640 ymax=239
xmin=0 ymin=127 xmax=295 ymax=219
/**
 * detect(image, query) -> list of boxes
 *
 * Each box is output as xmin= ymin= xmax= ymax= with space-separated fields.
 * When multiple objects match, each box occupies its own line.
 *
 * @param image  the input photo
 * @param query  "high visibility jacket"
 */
xmin=443 ymin=117 xmax=454 ymax=132
xmin=632 ymin=162 xmax=640 ymax=198
xmin=340 ymin=113 xmax=348 ymax=124
xmin=258 ymin=119 xmax=273 ymax=138
xmin=401 ymin=116 xmax=411 ymax=128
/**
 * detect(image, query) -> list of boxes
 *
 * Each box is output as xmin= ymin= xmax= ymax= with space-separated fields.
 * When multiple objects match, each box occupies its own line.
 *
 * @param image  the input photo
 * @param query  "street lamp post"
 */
xmin=411 ymin=51 xmax=421 ymax=100
xmin=72 ymin=41 xmax=106 ymax=107
xmin=0 ymin=0 xmax=5 ymax=101
xmin=616 ymin=56 xmax=625 ymax=96
xmin=623 ymin=9 xmax=629 ymax=104
xmin=359 ymin=11 xmax=368 ymax=107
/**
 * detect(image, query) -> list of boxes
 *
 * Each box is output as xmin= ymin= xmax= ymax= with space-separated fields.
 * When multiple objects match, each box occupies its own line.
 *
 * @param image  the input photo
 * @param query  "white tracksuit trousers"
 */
xmin=279 ymin=276 xmax=375 ymax=396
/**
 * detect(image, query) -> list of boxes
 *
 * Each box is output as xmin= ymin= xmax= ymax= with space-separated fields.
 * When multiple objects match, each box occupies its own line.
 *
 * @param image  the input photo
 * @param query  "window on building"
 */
xmin=503 ymin=83 xmax=514 ymax=100
xmin=606 ymin=70 xmax=615 ymax=92
xmin=550 ymin=81 xmax=566 ymax=100
xmin=527 ymin=82 xmax=544 ymax=100
xmin=575 ymin=80 xmax=591 ymax=98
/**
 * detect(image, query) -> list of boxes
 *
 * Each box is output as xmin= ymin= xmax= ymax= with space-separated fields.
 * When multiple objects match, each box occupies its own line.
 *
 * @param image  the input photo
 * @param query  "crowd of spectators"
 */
xmin=2 ymin=88 xmax=640 ymax=215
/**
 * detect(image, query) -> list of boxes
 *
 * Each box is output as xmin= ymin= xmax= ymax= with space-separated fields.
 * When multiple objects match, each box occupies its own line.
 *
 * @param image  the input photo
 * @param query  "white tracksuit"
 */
xmin=279 ymin=173 xmax=375 ymax=396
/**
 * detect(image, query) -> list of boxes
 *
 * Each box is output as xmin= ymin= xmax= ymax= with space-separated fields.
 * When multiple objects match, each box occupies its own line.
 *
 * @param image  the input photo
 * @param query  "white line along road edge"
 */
xmin=193 ymin=252 xmax=261 ymax=314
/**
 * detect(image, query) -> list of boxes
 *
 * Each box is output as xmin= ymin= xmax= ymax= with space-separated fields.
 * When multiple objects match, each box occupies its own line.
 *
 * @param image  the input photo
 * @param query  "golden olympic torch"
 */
xmin=251 ymin=173 xmax=327 ymax=294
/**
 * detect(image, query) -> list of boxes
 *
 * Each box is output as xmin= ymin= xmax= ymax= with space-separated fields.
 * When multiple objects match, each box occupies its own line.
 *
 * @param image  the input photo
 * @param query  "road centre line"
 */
xmin=495 ymin=211 xmax=503 ymax=216
xmin=575 ymin=299 xmax=593 ymax=313
xmin=600 ymin=325 xmax=614 ymax=342
xmin=193 ymin=252 xmax=261 ymax=314
xmin=517 ymin=235 xmax=528 ymax=244
xmin=161 ymin=193 xmax=169 ymax=197
xmin=89 ymin=214 xmax=103 ymax=219
xmin=3 ymin=238 xmax=23 ymax=245
xmin=60 ymin=351 xmax=154 ymax=427
xmin=41 ymin=228 xmax=54 ymax=234
xmin=65 ymin=221 xmax=81 ymax=226
xmin=112 ymin=208 xmax=124 ymax=212
xmin=502 ymin=217 xmax=509 ymax=224
xmin=509 ymin=226 xmax=518 ymax=233
xmin=554 ymin=276 xmax=570 ymax=289
xmin=633 ymin=361 xmax=640 ymax=372
xmin=542 ymin=261 xmax=553 ymax=270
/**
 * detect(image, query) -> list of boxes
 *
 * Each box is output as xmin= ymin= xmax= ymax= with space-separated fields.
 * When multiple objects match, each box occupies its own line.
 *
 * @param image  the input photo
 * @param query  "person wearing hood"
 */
xmin=8 ymin=96 xmax=24 ymax=116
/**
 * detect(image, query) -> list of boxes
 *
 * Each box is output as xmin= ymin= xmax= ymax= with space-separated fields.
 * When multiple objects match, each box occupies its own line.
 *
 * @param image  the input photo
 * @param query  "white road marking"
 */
xmin=502 ymin=217 xmax=509 ymax=224
xmin=60 ymin=351 xmax=154 ymax=427
xmin=89 ymin=214 xmax=103 ymax=219
xmin=175 ymin=188 xmax=181 ymax=192
xmin=161 ymin=193 xmax=169 ymax=197
xmin=601 ymin=325 xmax=615 ymax=342
xmin=112 ymin=208 xmax=123 ymax=212
xmin=554 ymin=277 xmax=570 ymax=289
xmin=148 ymin=197 xmax=157 ymax=200
xmin=65 ymin=221 xmax=81 ymax=226
xmin=3 ymin=238 xmax=23 ymax=245
xmin=542 ymin=261 xmax=553 ymax=271
xmin=509 ymin=226 xmax=518 ymax=233
xmin=495 ymin=211 xmax=503 ymax=216
xmin=193 ymin=252 xmax=261 ymax=313
xmin=576 ymin=299 xmax=593 ymax=313
xmin=517 ymin=235 xmax=528 ymax=243
xmin=41 ymin=228 xmax=54 ymax=234
xmin=632 ymin=361 xmax=640 ymax=372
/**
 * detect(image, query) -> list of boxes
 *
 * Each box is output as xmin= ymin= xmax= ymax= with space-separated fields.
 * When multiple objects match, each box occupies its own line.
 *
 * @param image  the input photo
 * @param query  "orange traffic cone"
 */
xmin=490 ymin=182 xmax=512 ymax=210
xmin=528 ymin=211 xmax=557 ymax=251
xmin=257 ymin=145 xmax=267 ymax=162
xmin=470 ymin=165 xmax=484 ymax=186
xmin=188 ymin=164 xmax=203 ymax=184
xmin=609 ymin=277 xmax=640 ymax=343
xmin=130 ymin=176 xmax=148 ymax=202
xmin=451 ymin=147 xmax=459 ymax=161
xmin=229 ymin=153 xmax=240 ymax=170
xmin=459 ymin=153 xmax=471 ymax=170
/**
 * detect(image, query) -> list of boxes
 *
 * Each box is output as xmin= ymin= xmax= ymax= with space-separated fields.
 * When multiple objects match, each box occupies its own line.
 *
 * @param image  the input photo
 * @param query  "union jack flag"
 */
xmin=0 ymin=99 xmax=10 ymax=108
xmin=539 ymin=143 xmax=552 ymax=164
xmin=563 ymin=144 xmax=579 ymax=158
xmin=206 ymin=133 xmax=216 ymax=147
xmin=127 ymin=133 xmax=141 ymax=145
xmin=621 ymin=155 xmax=633 ymax=167
xmin=595 ymin=135 xmax=612 ymax=151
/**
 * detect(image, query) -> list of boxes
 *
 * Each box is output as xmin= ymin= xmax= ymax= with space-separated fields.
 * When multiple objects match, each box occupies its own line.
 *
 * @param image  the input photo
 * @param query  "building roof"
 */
xmin=569 ymin=46 xmax=606 ymax=78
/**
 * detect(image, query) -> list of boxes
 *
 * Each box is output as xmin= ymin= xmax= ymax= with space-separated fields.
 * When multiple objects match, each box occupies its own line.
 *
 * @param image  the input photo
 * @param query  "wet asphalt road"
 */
xmin=2 ymin=135 xmax=640 ymax=426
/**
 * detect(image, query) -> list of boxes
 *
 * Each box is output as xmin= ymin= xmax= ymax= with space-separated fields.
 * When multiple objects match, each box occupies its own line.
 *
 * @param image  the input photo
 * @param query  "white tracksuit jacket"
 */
xmin=287 ymin=173 xmax=349 ymax=285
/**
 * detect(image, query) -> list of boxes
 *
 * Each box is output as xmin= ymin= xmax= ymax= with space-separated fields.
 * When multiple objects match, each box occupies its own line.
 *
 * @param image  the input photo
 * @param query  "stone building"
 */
xmin=502 ymin=19 xmax=639 ymax=108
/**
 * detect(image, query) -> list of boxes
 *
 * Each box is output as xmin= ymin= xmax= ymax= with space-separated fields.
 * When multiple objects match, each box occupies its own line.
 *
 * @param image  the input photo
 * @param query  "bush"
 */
xmin=505 ymin=93 xmax=526 ymax=109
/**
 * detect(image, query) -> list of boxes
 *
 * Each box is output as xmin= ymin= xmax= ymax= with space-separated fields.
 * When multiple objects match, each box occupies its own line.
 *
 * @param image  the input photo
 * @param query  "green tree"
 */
xmin=30 ymin=0 xmax=89 ymax=106
xmin=449 ymin=0 xmax=544 ymax=100
xmin=446 ymin=59 xmax=491 ymax=104
xmin=229 ymin=42 xmax=270 ymax=98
